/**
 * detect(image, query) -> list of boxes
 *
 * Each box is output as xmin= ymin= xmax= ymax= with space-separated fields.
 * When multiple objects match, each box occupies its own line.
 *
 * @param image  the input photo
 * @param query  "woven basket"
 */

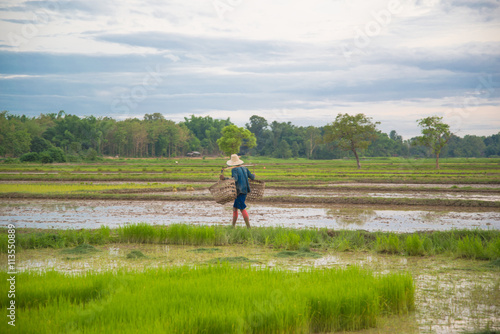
xmin=247 ymin=179 xmax=265 ymax=202
xmin=209 ymin=178 xmax=266 ymax=204
xmin=209 ymin=179 xmax=237 ymax=204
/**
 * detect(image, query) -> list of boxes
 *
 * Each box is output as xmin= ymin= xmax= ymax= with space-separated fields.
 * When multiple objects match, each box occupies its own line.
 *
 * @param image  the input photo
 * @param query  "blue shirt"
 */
xmin=230 ymin=166 xmax=255 ymax=195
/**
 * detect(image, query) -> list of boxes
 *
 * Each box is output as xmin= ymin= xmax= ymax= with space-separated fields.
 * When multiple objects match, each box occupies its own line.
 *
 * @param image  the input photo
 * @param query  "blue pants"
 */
xmin=233 ymin=194 xmax=247 ymax=210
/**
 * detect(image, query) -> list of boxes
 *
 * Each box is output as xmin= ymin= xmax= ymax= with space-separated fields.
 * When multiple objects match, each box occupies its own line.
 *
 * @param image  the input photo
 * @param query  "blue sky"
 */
xmin=0 ymin=0 xmax=499 ymax=139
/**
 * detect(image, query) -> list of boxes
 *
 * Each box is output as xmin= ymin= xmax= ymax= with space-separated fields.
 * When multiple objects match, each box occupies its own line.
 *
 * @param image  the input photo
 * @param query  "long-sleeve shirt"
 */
xmin=229 ymin=166 xmax=255 ymax=195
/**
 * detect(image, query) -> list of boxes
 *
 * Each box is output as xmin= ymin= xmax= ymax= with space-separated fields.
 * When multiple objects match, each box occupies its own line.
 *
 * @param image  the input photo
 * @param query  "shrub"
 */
xmin=3 ymin=157 xmax=19 ymax=164
xmin=46 ymin=147 xmax=67 ymax=163
xmin=85 ymin=148 xmax=98 ymax=161
xmin=40 ymin=152 xmax=54 ymax=164
xmin=20 ymin=152 xmax=40 ymax=162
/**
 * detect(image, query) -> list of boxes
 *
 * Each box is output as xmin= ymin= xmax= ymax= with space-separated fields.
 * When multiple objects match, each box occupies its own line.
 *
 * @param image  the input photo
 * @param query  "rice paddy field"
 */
xmin=1 ymin=157 xmax=499 ymax=333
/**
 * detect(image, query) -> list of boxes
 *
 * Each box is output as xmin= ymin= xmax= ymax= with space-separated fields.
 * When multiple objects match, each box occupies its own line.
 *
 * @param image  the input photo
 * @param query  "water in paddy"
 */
xmin=1 ymin=199 xmax=498 ymax=232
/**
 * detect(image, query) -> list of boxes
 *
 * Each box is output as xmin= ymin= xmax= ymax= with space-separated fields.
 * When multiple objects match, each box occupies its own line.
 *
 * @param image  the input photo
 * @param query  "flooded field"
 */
xmin=1 ymin=198 xmax=499 ymax=232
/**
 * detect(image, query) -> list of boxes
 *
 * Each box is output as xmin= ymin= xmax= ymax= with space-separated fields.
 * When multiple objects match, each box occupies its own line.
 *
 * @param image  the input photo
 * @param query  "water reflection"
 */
xmin=326 ymin=208 xmax=376 ymax=228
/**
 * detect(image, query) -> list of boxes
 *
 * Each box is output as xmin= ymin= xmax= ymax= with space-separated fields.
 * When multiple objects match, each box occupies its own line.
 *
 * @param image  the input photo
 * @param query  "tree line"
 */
xmin=0 ymin=110 xmax=499 ymax=163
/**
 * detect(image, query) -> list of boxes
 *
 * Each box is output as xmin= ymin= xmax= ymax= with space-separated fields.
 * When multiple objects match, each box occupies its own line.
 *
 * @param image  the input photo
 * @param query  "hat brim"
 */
xmin=226 ymin=159 xmax=244 ymax=166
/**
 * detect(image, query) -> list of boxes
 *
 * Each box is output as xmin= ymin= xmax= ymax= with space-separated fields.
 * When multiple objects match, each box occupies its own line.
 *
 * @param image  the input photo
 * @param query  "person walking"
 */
xmin=220 ymin=154 xmax=255 ymax=228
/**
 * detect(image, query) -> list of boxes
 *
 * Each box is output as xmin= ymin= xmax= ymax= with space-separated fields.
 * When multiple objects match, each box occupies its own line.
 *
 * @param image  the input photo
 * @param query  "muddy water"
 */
xmin=1 ymin=199 xmax=499 ymax=232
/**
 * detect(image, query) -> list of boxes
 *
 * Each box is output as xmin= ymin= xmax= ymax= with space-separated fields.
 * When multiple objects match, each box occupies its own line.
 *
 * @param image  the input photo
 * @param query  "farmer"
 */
xmin=220 ymin=154 xmax=255 ymax=228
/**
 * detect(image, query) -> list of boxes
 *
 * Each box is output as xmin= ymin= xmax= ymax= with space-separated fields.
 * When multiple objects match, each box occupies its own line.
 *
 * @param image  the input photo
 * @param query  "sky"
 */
xmin=0 ymin=0 xmax=499 ymax=139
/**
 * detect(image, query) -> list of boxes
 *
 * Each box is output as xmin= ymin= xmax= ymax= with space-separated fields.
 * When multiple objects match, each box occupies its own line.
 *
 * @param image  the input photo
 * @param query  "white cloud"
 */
xmin=0 ymin=0 xmax=498 ymax=138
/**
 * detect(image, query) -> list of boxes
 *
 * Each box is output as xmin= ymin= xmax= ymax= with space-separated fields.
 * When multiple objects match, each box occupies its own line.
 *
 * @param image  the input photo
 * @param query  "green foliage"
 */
xmin=20 ymin=152 xmax=40 ymax=162
xmin=126 ymin=250 xmax=146 ymax=259
xmin=30 ymin=136 xmax=53 ymax=153
xmin=375 ymin=234 xmax=401 ymax=254
xmin=415 ymin=116 xmax=451 ymax=168
xmin=0 ymin=266 xmax=415 ymax=333
xmin=405 ymin=234 xmax=426 ymax=256
xmin=5 ymin=225 xmax=499 ymax=261
xmin=457 ymin=235 xmax=488 ymax=260
xmin=216 ymin=124 xmax=257 ymax=156
xmin=61 ymin=243 xmax=99 ymax=255
xmin=1 ymin=111 xmax=499 ymax=159
xmin=324 ymin=113 xmax=380 ymax=168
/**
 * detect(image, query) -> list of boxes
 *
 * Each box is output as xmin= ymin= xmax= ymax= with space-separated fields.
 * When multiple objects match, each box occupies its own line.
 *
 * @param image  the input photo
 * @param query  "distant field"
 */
xmin=1 ymin=157 xmax=499 ymax=184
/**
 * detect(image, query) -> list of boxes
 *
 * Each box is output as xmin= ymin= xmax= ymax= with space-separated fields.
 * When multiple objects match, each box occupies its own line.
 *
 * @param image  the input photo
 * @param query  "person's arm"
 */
xmin=247 ymin=168 xmax=255 ymax=180
xmin=232 ymin=168 xmax=239 ymax=183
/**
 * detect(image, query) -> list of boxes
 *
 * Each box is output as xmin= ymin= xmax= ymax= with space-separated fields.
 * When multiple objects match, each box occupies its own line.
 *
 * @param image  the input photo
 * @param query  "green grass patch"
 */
xmin=188 ymin=247 xmax=222 ymax=253
xmin=60 ymin=243 xmax=99 ymax=255
xmin=0 ymin=265 xmax=415 ymax=333
xmin=2 ymin=224 xmax=500 ymax=260
xmin=206 ymin=256 xmax=253 ymax=264
xmin=126 ymin=250 xmax=147 ymax=259
xmin=275 ymin=246 xmax=322 ymax=258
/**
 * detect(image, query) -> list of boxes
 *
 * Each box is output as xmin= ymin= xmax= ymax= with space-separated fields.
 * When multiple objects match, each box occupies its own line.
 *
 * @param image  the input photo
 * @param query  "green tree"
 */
xmin=324 ymin=113 xmax=380 ymax=169
xmin=305 ymin=126 xmax=321 ymax=159
xmin=274 ymin=139 xmax=292 ymax=159
xmin=217 ymin=125 xmax=256 ymax=156
xmin=415 ymin=116 xmax=451 ymax=169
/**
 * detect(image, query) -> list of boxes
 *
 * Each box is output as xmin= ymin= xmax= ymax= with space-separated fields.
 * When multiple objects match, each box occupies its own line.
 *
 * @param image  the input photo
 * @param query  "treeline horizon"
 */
xmin=1 ymin=110 xmax=499 ymax=162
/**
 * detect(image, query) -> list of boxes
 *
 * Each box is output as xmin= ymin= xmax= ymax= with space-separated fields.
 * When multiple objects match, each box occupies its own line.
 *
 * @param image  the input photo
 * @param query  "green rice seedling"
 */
xmin=206 ymin=256 xmax=252 ymax=264
xmin=126 ymin=250 xmax=146 ymax=259
xmin=275 ymin=249 xmax=322 ymax=259
xmin=405 ymin=234 xmax=425 ymax=256
xmin=61 ymin=243 xmax=99 ymax=255
xmin=0 ymin=265 xmax=415 ymax=334
xmin=457 ymin=235 xmax=487 ymax=260
xmin=486 ymin=239 xmax=500 ymax=260
xmin=188 ymin=248 xmax=222 ymax=253
xmin=117 ymin=223 xmax=158 ymax=243
xmin=375 ymin=234 xmax=401 ymax=254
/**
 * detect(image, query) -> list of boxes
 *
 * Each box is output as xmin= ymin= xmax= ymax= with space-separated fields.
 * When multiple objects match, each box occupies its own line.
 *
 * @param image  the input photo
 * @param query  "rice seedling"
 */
xmin=1 ymin=157 xmax=499 ymax=184
xmin=60 ymin=243 xmax=99 ymax=255
xmin=375 ymin=234 xmax=402 ymax=255
xmin=126 ymin=250 xmax=146 ymax=259
xmin=188 ymin=248 xmax=222 ymax=253
xmin=0 ymin=265 xmax=415 ymax=334
xmin=3 ymin=225 xmax=500 ymax=260
xmin=405 ymin=234 xmax=426 ymax=256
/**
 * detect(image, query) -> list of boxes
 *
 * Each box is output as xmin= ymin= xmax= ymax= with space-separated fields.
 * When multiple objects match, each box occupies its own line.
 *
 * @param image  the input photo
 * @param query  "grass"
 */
xmin=126 ymin=250 xmax=146 ymax=259
xmin=0 ymin=265 xmax=415 ymax=333
xmin=1 ymin=157 xmax=499 ymax=184
xmin=60 ymin=243 xmax=99 ymax=255
xmin=2 ymin=224 xmax=499 ymax=261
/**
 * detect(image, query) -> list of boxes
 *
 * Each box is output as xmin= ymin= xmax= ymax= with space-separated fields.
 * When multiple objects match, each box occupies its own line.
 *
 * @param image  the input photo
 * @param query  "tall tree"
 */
xmin=217 ymin=125 xmax=256 ymax=156
xmin=305 ymin=126 xmax=321 ymax=159
xmin=324 ymin=113 xmax=380 ymax=169
xmin=415 ymin=116 xmax=451 ymax=169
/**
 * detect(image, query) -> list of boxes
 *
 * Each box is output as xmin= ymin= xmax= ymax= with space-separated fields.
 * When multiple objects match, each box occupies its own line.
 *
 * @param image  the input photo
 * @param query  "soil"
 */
xmin=1 ymin=198 xmax=499 ymax=232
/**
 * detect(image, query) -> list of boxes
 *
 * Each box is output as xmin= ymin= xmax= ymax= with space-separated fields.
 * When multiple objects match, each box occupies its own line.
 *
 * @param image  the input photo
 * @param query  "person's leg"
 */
xmin=241 ymin=209 xmax=250 ymax=229
xmin=232 ymin=208 xmax=238 ymax=227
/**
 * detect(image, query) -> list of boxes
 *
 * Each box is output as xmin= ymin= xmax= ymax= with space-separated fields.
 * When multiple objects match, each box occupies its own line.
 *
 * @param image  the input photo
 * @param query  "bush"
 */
xmin=3 ymin=157 xmax=19 ymax=164
xmin=39 ymin=152 xmax=54 ymax=164
xmin=85 ymin=148 xmax=98 ymax=161
xmin=20 ymin=152 xmax=40 ymax=162
xmin=46 ymin=147 xmax=66 ymax=163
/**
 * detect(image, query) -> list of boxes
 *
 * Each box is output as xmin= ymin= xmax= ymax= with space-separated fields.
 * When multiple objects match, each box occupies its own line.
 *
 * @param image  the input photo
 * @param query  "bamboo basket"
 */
xmin=209 ymin=178 xmax=266 ymax=204
xmin=246 ymin=179 xmax=265 ymax=202
xmin=209 ymin=179 xmax=237 ymax=204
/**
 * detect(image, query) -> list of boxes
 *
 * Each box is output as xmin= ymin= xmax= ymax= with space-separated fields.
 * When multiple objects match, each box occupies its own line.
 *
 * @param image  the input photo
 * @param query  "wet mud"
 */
xmin=1 ymin=199 xmax=499 ymax=232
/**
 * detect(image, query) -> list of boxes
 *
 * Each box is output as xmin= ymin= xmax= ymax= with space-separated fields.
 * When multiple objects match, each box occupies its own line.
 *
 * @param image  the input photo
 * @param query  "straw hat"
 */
xmin=226 ymin=154 xmax=244 ymax=166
